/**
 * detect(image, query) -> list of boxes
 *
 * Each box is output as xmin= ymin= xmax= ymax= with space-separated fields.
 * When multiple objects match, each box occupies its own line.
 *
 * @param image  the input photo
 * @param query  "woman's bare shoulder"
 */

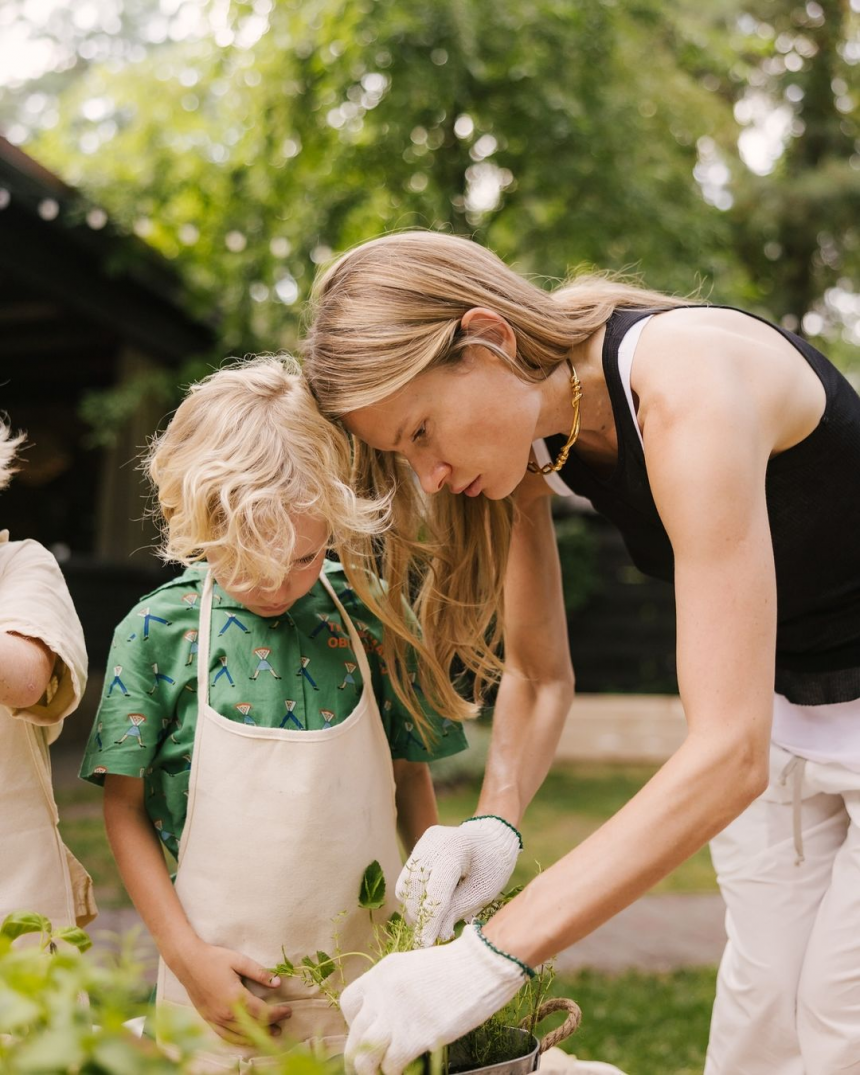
xmin=632 ymin=306 xmax=824 ymax=453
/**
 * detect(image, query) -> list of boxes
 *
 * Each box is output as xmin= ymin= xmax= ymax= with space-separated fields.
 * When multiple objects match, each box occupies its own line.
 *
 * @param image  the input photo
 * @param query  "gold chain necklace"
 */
xmin=527 ymin=359 xmax=583 ymax=474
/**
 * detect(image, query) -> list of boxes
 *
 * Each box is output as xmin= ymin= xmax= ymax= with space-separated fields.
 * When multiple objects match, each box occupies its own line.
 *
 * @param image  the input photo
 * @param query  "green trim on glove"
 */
xmin=473 ymin=920 xmax=536 ymax=978
xmin=464 ymin=814 xmax=524 ymax=850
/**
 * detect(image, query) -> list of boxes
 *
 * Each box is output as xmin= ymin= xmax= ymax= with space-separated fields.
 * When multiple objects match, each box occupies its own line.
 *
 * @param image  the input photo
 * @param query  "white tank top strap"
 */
xmin=617 ymin=314 xmax=652 ymax=450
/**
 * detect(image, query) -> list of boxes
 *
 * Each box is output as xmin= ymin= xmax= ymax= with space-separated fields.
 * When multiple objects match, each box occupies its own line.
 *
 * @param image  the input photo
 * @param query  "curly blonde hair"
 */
xmin=303 ymin=230 xmax=687 ymax=725
xmin=146 ymin=356 xmax=391 ymax=596
xmin=0 ymin=418 xmax=26 ymax=491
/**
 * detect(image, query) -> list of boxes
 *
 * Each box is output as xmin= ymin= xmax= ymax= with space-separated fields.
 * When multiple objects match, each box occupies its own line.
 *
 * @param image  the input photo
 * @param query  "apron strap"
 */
xmin=195 ymin=567 xmax=374 ymax=706
xmin=196 ymin=571 xmax=215 ymax=705
xmin=319 ymin=570 xmax=376 ymax=691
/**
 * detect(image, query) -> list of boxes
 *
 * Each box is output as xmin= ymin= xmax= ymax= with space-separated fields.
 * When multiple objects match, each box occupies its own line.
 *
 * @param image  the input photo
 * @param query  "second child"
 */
xmin=79 ymin=358 xmax=467 ymax=1065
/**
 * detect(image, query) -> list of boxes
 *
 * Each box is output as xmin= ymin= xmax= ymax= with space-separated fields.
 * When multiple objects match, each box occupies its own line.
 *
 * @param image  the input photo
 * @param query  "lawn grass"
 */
xmin=55 ymin=777 xmax=129 ymax=908
xmin=547 ymin=967 xmax=716 ymax=1074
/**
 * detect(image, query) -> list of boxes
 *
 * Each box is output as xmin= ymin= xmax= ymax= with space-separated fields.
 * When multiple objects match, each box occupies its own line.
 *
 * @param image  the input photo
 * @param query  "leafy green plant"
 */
xmin=1 ymin=911 xmax=93 ymax=956
xmin=0 ymin=912 xmax=343 ymax=1074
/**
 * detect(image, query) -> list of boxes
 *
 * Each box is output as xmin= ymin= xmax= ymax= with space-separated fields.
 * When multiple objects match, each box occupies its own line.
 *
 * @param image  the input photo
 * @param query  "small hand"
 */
xmin=341 ymin=923 xmax=529 ymax=1075
xmin=395 ymin=817 xmax=522 ymax=945
xmin=174 ymin=938 xmax=292 ymax=1045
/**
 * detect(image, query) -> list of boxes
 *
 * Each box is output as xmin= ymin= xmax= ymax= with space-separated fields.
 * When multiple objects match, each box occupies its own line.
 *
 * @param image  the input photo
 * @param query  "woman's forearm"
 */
xmin=483 ymin=724 xmax=767 ymax=966
xmin=478 ymin=487 xmax=574 ymax=826
xmin=476 ymin=673 xmax=572 ymax=827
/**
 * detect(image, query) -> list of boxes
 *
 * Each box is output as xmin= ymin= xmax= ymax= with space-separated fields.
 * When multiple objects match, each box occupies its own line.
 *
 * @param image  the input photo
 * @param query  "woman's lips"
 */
xmin=464 ymin=475 xmax=483 ymax=497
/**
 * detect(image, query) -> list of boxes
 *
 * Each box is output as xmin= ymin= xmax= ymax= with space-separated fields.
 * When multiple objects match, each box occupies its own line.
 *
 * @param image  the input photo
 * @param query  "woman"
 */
xmin=302 ymin=230 xmax=860 ymax=1075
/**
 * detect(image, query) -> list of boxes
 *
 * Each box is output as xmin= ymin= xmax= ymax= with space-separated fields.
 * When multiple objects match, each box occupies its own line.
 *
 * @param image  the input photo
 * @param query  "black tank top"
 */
xmin=545 ymin=306 xmax=860 ymax=706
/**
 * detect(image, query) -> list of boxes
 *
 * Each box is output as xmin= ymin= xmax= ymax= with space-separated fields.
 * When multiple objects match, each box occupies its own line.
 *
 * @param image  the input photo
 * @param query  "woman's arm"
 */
xmin=485 ymin=335 xmax=776 ymax=965
xmin=103 ymin=774 xmax=292 ymax=1043
xmin=391 ymin=472 xmax=575 ymax=945
xmin=392 ymin=759 xmax=438 ymax=852
xmin=476 ymin=471 xmax=575 ymax=826
xmin=0 ymin=631 xmax=55 ymax=709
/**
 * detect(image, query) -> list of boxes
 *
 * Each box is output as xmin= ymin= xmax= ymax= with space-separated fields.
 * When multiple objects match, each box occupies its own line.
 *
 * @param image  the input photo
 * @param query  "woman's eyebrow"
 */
xmin=391 ymin=420 xmax=407 ymax=449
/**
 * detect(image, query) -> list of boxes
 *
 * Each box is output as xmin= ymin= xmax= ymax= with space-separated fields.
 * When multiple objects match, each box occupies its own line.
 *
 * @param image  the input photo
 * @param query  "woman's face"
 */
xmin=208 ymin=515 xmax=330 ymax=617
xmin=344 ymin=346 xmax=542 ymax=501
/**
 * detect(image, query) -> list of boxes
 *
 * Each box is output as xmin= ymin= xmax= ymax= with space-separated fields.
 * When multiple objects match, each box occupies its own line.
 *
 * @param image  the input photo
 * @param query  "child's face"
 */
xmin=209 ymin=515 xmax=331 ymax=618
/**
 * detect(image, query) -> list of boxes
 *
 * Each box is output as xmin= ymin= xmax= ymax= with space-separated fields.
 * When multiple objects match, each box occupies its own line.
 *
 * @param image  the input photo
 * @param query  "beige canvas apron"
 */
xmin=0 ymin=713 xmax=80 ymax=930
xmin=0 ymin=531 xmax=94 ymax=933
xmin=156 ymin=570 xmax=402 ymax=1069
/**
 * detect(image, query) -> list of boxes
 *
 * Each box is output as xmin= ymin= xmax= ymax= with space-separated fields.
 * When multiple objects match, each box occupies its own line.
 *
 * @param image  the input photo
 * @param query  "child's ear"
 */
xmin=459 ymin=307 xmax=516 ymax=361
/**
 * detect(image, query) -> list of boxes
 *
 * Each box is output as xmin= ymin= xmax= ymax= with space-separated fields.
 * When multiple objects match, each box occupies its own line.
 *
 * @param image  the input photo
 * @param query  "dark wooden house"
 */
xmin=0 ymin=137 xmax=214 ymax=736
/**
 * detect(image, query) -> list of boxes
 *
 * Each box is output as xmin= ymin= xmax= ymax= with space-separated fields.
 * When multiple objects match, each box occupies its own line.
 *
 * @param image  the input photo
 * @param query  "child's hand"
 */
xmin=175 ymin=938 xmax=292 ymax=1045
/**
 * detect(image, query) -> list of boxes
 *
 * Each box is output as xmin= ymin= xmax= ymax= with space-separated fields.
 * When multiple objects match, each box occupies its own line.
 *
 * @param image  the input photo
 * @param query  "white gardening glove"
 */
xmin=395 ymin=815 xmax=522 ymax=946
xmin=341 ymin=923 xmax=532 ymax=1075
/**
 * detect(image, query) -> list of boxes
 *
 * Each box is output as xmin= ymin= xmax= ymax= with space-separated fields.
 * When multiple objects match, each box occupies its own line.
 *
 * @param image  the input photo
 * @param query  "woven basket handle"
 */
xmin=521 ymin=997 xmax=582 ymax=1053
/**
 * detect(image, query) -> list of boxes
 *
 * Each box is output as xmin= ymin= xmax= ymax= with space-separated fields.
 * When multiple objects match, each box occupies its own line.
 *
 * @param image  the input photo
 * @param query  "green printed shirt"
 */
xmin=80 ymin=559 xmax=466 ymax=858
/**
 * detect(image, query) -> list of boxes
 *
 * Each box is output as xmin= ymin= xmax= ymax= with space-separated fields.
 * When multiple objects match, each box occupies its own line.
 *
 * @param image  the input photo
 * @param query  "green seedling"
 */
xmin=0 ymin=911 xmax=93 ymax=956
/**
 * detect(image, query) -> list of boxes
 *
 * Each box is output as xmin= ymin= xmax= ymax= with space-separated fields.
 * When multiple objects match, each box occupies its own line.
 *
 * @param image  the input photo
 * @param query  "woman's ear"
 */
xmin=460 ymin=307 xmax=517 ymax=359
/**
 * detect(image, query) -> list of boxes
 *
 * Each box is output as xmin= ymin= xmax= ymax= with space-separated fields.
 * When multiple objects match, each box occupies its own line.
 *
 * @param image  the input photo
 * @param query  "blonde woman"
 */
xmin=0 ymin=419 xmax=94 ymax=934
xmin=302 ymin=231 xmax=860 ymax=1075
xmin=78 ymin=357 xmax=468 ymax=1063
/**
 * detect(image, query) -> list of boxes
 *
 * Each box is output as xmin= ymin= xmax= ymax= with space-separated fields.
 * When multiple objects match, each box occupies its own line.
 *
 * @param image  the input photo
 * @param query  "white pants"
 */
xmin=705 ymin=744 xmax=860 ymax=1074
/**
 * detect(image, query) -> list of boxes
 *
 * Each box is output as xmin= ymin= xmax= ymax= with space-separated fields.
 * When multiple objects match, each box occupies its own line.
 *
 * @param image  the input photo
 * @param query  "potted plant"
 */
xmin=270 ymin=864 xmax=582 ymax=1075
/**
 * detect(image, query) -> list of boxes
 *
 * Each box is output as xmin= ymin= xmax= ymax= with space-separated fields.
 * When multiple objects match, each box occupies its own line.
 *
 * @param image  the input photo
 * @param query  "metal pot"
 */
xmin=446 ymin=998 xmax=582 ymax=1075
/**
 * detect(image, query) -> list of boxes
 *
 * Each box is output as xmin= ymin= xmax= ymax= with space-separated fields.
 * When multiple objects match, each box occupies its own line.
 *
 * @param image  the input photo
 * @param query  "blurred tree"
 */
xmin=670 ymin=0 xmax=860 ymax=364
xmin=23 ymin=0 xmax=739 ymax=364
xmin=730 ymin=0 xmax=860 ymax=361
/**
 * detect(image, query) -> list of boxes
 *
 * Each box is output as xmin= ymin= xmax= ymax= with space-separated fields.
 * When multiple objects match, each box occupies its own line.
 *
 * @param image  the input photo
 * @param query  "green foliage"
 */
xmin=0 ymin=916 xmax=715 ymax=1074
xmin=358 ymin=860 xmax=387 ymax=911
xmin=303 ymin=951 xmax=336 ymax=982
xmin=0 ymin=919 xmax=347 ymax=1074
xmin=25 ymin=0 xmax=738 ymax=367
xmin=6 ymin=0 xmax=859 ymax=401
xmin=553 ymin=514 xmax=601 ymax=616
xmin=0 ymin=912 xmax=93 ymax=955
xmin=0 ymin=913 xmax=52 ymax=945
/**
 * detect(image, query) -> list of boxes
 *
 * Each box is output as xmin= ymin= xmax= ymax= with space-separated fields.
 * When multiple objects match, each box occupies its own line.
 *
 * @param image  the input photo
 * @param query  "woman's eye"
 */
xmin=411 ymin=424 xmax=426 ymax=443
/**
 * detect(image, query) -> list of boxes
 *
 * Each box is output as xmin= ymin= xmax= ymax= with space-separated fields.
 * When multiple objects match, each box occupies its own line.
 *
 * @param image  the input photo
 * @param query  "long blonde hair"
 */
xmin=303 ymin=230 xmax=686 ymax=724
xmin=146 ymin=355 xmax=390 ymax=595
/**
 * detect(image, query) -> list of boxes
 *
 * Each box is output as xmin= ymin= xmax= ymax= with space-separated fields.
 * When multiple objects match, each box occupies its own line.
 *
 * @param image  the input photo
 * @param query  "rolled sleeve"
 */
xmin=0 ymin=539 xmax=87 ymax=729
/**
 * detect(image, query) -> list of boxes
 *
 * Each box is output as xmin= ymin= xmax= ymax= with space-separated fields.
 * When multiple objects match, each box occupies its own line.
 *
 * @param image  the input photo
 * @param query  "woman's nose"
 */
xmin=418 ymin=460 xmax=452 ymax=495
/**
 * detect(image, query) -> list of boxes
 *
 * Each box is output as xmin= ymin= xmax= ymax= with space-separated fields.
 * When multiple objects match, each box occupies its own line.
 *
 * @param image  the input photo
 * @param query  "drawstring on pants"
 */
xmin=779 ymin=754 xmax=807 ymax=866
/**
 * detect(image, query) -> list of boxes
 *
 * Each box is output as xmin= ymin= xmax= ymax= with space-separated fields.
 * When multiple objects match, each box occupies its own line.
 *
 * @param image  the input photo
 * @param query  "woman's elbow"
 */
xmin=724 ymin=735 xmax=770 ymax=811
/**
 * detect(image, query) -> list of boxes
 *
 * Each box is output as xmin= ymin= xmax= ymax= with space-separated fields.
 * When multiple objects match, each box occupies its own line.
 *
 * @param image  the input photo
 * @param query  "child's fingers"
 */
xmin=240 ymin=993 xmax=293 ymax=1033
xmin=233 ymin=953 xmax=283 ymax=989
xmin=210 ymin=1021 xmax=259 ymax=1046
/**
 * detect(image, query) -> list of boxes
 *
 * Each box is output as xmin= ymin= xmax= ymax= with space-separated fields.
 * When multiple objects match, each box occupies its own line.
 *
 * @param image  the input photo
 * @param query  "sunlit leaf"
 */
xmin=54 ymin=926 xmax=93 ymax=953
xmin=1 ymin=912 xmax=50 ymax=942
